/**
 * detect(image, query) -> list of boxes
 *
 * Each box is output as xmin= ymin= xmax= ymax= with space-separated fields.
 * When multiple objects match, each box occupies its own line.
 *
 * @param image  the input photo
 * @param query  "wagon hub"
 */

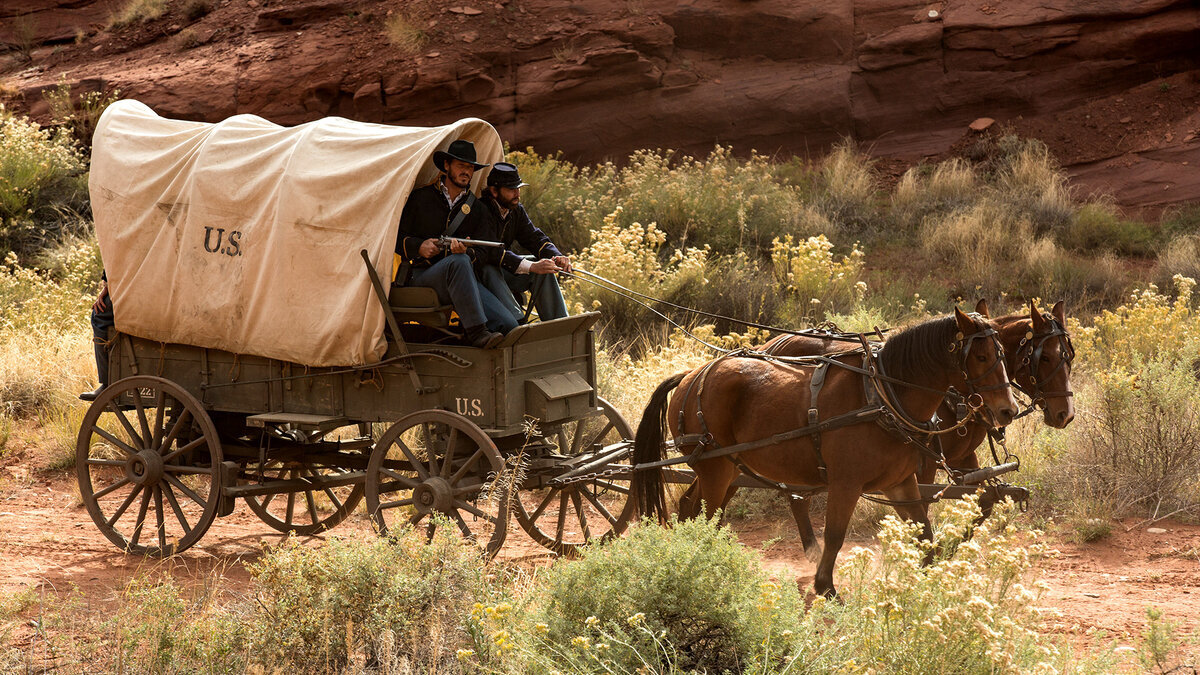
xmin=413 ymin=477 xmax=454 ymax=515
xmin=126 ymin=450 xmax=164 ymax=487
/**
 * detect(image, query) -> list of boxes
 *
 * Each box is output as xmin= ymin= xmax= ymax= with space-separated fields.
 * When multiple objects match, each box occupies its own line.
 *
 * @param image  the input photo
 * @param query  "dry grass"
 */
xmin=384 ymin=12 xmax=429 ymax=54
xmin=109 ymin=0 xmax=168 ymax=28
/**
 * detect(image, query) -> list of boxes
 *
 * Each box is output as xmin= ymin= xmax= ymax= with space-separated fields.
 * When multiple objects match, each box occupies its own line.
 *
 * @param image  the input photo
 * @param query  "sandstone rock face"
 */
xmin=4 ymin=0 xmax=1200 ymax=209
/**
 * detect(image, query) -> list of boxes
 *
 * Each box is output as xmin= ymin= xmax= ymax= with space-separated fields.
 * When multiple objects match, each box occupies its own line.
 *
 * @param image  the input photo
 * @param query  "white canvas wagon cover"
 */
xmin=90 ymin=100 xmax=503 ymax=366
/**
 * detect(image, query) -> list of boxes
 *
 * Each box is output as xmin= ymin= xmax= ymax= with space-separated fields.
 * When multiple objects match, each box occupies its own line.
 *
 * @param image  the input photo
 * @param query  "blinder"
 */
xmin=1012 ymin=315 xmax=1075 ymax=407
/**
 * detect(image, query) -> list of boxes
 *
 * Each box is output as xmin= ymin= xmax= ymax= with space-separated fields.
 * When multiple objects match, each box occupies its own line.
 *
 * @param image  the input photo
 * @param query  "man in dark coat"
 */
xmin=80 ymin=271 xmax=113 ymax=401
xmin=395 ymin=140 xmax=517 ymax=348
xmin=475 ymin=162 xmax=571 ymax=324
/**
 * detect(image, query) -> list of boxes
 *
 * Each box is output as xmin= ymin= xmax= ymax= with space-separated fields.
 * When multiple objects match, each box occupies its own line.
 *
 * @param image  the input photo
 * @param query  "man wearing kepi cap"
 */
xmin=395 ymin=139 xmax=518 ymax=348
xmin=475 ymin=162 xmax=571 ymax=324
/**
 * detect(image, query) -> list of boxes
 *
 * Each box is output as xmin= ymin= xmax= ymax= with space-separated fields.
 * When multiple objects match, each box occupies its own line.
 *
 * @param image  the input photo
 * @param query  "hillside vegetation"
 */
xmin=2 ymin=98 xmax=1199 ymax=672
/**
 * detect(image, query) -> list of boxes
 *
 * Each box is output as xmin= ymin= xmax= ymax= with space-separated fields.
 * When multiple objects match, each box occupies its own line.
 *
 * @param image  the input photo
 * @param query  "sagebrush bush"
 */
xmin=797 ymin=498 xmax=1067 ymax=673
xmin=250 ymin=528 xmax=497 ymax=670
xmin=108 ymin=0 xmax=167 ymax=28
xmin=0 ymin=109 xmax=88 ymax=256
xmin=383 ymin=12 xmax=429 ymax=53
xmin=771 ymin=233 xmax=866 ymax=321
xmin=1158 ymin=233 xmax=1200 ymax=282
xmin=1064 ymin=360 xmax=1200 ymax=518
xmin=1072 ymin=275 xmax=1200 ymax=371
xmin=528 ymin=515 xmax=801 ymax=673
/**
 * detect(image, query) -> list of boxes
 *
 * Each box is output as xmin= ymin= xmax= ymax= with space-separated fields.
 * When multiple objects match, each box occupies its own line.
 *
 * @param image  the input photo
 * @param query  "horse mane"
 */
xmin=877 ymin=313 xmax=986 ymax=383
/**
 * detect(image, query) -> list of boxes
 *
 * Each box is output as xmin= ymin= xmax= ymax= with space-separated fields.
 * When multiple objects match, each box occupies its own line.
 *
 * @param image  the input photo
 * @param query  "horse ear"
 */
xmin=974 ymin=298 xmax=990 ymax=318
xmin=954 ymin=306 xmax=975 ymax=333
xmin=1029 ymin=299 xmax=1045 ymax=330
xmin=1052 ymin=300 xmax=1066 ymax=325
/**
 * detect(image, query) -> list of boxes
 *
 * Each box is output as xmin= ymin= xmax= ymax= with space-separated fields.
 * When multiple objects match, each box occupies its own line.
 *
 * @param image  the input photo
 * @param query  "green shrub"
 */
xmin=1062 ymin=203 xmax=1156 ymax=256
xmin=1064 ymin=360 xmax=1200 ymax=518
xmin=810 ymin=139 xmax=882 ymax=239
xmin=1161 ymin=202 xmax=1200 ymax=238
xmin=0 ymin=110 xmax=88 ymax=256
xmin=249 ymin=528 xmax=497 ymax=670
xmin=529 ymin=515 xmax=801 ymax=672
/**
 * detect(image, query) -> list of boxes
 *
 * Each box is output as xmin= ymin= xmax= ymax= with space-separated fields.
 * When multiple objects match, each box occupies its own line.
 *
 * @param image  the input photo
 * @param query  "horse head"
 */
xmin=953 ymin=307 xmax=1019 ymax=427
xmin=1018 ymin=300 xmax=1075 ymax=428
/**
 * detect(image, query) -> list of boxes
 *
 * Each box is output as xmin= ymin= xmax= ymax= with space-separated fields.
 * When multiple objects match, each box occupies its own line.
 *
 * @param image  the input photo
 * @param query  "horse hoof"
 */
xmin=804 ymin=544 xmax=823 ymax=564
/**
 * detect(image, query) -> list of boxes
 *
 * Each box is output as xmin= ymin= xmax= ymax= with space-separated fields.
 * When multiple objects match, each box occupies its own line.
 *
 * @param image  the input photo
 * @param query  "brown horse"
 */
xmin=632 ymin=309 xmax=1019 ymax=597
xmin=756 ymin=299 xmax=1076 ymax=559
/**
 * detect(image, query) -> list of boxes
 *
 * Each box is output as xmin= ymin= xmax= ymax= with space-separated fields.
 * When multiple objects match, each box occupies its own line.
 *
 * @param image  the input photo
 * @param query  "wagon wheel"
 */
xmin=243 ymin=461 xmax=364 ymax=536
xmin=76 ymin=376 xmax=223 ymax=556
xmin=366 ymin=410 xmax=508 ymax=557
xmin=514 ymin=397 xmax=636 ymax=555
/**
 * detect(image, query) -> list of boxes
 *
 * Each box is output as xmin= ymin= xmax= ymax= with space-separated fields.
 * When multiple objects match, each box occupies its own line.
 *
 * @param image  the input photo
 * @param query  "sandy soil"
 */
xmin=3 ymin=459 xmax=1198 ymax=662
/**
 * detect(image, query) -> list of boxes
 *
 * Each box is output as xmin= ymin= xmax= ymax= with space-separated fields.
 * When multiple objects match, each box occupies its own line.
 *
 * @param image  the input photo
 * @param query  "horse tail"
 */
xmin=632 ymin=371 xmax=687 ymax=523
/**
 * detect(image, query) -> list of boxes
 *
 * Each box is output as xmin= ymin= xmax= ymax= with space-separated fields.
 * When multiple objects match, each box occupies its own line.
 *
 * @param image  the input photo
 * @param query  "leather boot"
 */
xmin=464 ymin=324 xmax=503 ymax=349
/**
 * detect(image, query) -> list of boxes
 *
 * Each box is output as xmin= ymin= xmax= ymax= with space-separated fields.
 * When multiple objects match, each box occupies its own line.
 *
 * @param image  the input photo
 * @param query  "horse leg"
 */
xmin=678 ymin=480 xmax=701 ymax=521
xmin=882 ymin=476 xmax=935 ymax=565
xmin=814 ymin=485 xmax=861 ymax=599
xmin=694 ymin=459 xmax=739 ymax=521
xmin=787 ymin=495 xmax=822 ymax=563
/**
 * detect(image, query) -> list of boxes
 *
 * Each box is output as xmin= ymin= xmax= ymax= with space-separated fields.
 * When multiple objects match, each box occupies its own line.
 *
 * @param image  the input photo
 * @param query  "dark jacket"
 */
xmin=395 ymin=181 xmax=490 ymax=270
xmin=477 ymin=195 xmax=564 ymax=273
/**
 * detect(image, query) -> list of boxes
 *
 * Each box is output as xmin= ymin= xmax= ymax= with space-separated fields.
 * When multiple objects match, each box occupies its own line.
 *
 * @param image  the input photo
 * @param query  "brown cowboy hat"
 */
xmin=433 ymin=139 xmax=490 ymax=172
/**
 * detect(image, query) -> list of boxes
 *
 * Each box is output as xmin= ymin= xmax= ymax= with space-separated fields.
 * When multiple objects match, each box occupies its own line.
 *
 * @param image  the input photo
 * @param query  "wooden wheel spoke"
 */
xmin=133 ymin=392 xmax=153 ymax=449
xmin=86 ymin=458 xmax=126 ymax=467
xmin=449 ymin=447 xmax=485 ymax=484
xmin=155 ymin=487 xmax=167 ymax=549
xmin=555 ymin=491 xmax=569 ymax=541
xmin=424 ymin=423 xmax=437 ymax=475
xmin=260 ymin=491 xmax=277 ymax=511
xmin=571 ymin=490 xmax=592 ymax=541
xmin=93 ymin=427 xmax=139 ymax=457
xmin=380 ymin=497 xmax=414 ymax=510
xmin=93 ymin=477 xmax=132 ymax=501
xmin=128 ymin=487 xmax=152 ymax=548
xmin=530 ymin=488 xmax=559 ymax=522
xmin=285 ymin=491 xmax=296 ymax=525
xmin=583 ymin=421 xmax=615 ymax=453
xmin=307 ymin=469 xmax=345 ymax=513
xmin=441 ymin=428 xmax=460 ymax=478
xmin=580 ymin=485 xmax=620 ymax=527
xmin=150 ymin=391 xmax=166 ymax=449
xmin=556 ymin=429 xmax=570 ymax=454
xmin=162 ymin=435 xmax=207 ymax=464
xmin=394 ymin=439 xmax=429 ymax=480
xmin=161 ymin=482 xmax=192 ymax=535
xmin=158 ymin=409 xmax=193 ymax=456
xmin=163 ymin=474 xmax=206 ymax=507
xmin=570 ymin=421 xmax=585 ymax=455
xmin=304 ymin=488 xmax=320 ymax=523
xmin=455 ymin=500 xmax=496 ymax=524
xmin=106 ymin=403 xmax=146 ymax=450
xmin=452 ymin=512 xmax=475 ymax=538
xmin=105 ymin=484 xmax=143 ymax=526
xmin=408 ymin=511 xmax=426 ymax=528
xmin=381 ymin=467 xmax=420 ymax=488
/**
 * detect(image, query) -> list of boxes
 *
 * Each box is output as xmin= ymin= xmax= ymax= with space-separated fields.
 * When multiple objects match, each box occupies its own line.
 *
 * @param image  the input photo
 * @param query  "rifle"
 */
xmin=438 ymin=236 xmax=505 ymax=251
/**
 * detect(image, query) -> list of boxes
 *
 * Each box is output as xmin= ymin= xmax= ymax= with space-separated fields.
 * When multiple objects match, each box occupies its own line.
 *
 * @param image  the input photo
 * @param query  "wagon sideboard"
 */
xmin=106 ymin=312 xmax=602 ymax=437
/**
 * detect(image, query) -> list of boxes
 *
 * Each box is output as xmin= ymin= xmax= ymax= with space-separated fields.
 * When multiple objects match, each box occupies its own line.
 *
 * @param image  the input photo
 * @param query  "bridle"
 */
xmin=950 ymin=314 xmax=1010 ymax=402
xmin=1009 ymin=314 xmax=1075 ymax=410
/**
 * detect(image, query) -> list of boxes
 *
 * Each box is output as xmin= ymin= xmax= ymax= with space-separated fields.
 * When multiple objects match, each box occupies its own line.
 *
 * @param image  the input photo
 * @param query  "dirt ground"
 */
xmin=3 ymin=455 xmax=1199 ymax=663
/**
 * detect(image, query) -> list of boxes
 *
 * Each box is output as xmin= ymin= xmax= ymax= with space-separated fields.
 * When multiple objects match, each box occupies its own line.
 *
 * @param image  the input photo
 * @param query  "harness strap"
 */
xmin=808 ymin=360 xmax=830 ymax=482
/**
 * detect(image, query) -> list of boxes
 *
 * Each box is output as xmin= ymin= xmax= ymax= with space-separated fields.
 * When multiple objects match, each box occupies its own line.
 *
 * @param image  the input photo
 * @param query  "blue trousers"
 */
xmin=478 ymin=263 xmax=569 ymax=324
xmin=91 ymin=295 xmax=114 ymax=386
xmin=410 ymin=254 xmax=518 ymax=333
